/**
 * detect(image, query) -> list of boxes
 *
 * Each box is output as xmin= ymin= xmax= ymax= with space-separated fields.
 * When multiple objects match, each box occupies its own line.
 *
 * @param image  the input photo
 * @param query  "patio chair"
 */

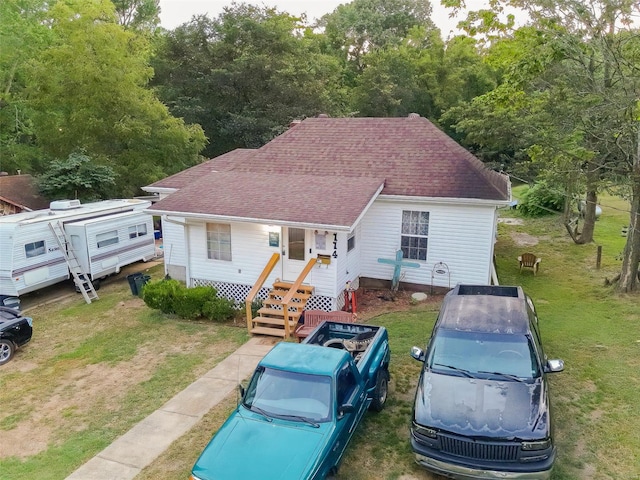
xmin=294 ymin=310 xmax=356 ymax=342
xmin=518 ymin=253 xmax=541 ymax=275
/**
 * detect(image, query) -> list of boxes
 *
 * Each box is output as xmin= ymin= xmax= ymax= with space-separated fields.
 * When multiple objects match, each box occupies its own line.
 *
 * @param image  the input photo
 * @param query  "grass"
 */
xmin=0 ymin=265 xmax=249 ymax=480
xmin=2 ymin=194 xmax=639 ymax=480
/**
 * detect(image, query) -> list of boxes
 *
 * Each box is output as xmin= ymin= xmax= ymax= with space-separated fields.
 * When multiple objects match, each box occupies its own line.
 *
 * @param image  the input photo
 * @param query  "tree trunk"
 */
xmin=617 ymin=129 xmax=640 ymax=293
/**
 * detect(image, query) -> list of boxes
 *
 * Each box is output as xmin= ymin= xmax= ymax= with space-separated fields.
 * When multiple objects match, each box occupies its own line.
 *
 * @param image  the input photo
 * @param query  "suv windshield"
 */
xmin=427 ymin=329 xmax=540 ymax=380
xmin=243 ymin=367 xmax=332 ymax=423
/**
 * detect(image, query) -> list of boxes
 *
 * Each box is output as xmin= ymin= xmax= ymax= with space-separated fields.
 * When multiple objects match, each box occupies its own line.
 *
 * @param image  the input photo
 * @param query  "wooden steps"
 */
xmin=249 ymin=281 xmax=314 ymax=338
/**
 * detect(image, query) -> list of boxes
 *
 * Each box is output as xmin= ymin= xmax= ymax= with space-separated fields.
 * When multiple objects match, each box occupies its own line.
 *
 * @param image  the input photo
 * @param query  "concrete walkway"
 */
xmin=66 ymin=337 xmax=277 ymax=480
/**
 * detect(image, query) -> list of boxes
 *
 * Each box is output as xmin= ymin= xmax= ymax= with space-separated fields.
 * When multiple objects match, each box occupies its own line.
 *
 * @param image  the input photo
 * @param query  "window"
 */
xmin=401 ymin=210 xmax=429 ymax=261
xmin=25 ymin=240 xmax=46 ymax=258
xmin=96 ymin=230 xmax=119 ymax=248
xmin=128 ymin=223 xmax=148 ymax=239
xmin=347 ymin=232 xmax=355 ymax=252
xmin=336 ymin=364 xmax=358 ymax=405
xmin=207 ymin=223 xmax=231 ymax=261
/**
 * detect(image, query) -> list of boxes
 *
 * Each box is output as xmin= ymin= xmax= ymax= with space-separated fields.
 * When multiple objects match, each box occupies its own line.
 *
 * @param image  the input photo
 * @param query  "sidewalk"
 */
xmin=65 ymin=337 xmax=277 ymax=480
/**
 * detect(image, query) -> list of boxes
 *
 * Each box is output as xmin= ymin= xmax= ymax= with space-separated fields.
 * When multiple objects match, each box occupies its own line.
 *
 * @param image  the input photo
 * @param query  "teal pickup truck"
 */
xmin=190 ymin=321 xmax=391 ymax=480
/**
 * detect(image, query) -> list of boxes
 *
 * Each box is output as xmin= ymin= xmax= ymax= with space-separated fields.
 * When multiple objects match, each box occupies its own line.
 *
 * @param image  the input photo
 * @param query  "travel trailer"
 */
xmin=0 ymin=199 xmax=156 ymax=305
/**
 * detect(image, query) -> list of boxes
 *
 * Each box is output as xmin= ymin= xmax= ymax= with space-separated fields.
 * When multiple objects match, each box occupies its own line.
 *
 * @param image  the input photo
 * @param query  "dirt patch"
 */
xmin=510 ymin=232 xmax=540 ymax=246
xmin=354 ymin=288 xmax=440 ymax=321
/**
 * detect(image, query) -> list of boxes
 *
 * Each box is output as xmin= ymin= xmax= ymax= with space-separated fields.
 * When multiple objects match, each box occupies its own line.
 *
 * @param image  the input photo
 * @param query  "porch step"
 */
xmin=269 ymin=289 xmax=312 ymax=301
xmin=272 ymin=281 xmax=314 ymax=295
xmin=252 ymin=316 xmax=298 ymax=327
xmin=257 ymin=308 xmax=301 ymax=320
xmin=250 ymin=326 xmax=291 ymax=338
xmin=262 ymin=299 xmax=307 ymax=310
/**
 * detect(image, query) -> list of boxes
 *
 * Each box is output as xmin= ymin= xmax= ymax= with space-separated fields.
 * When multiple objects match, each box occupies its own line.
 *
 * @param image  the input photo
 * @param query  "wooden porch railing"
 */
xmin=245 ymin=253 xmax=280 ymax=332
xmin=280 ymin=257 xmax=318 ymax=338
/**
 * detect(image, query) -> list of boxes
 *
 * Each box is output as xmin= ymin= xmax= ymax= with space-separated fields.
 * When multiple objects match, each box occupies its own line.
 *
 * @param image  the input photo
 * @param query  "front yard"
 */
xmin=1 ymin=194 xmax=638 ymax=480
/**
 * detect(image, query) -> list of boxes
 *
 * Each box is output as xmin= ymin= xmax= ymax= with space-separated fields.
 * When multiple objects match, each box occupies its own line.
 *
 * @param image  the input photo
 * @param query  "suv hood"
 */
xmin=414 ymin=371 xmax=548 ymax=439
xmin=192 ymin=412 xmax=327 ymax=479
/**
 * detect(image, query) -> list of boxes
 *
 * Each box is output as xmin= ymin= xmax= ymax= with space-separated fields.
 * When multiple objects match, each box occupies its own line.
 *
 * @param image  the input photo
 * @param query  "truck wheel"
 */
xmin=370 ymin=369 xmax=389 ymax=412
xmin=0 ymin=339 xmax=15 ymax=365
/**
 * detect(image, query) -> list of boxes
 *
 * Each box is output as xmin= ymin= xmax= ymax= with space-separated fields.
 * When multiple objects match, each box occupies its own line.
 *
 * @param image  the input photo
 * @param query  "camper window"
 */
xmin=25 ymin=241 xmax=46 ymax=258
xmin=128 ymin=224 xmax=148 ymax=239
xmin=96 ymin=230 xmax=119 ymax=248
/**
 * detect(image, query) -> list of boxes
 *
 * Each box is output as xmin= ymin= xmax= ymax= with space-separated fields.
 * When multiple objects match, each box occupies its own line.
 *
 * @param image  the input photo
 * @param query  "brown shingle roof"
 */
xmin=146 ymin=116 xmax=509 ymax=226
xmin=0 ymin=174 xmax=49 ymax=212
xmin=150 ymin=172 xmax=384 ymax=228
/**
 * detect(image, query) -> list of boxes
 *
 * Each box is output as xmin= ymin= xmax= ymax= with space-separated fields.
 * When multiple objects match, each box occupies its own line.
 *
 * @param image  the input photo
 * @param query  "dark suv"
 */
xmin=0 ymin=306 xmax=33 ymax=365
xmin=410 ymin=285 xmax=564 ymax=480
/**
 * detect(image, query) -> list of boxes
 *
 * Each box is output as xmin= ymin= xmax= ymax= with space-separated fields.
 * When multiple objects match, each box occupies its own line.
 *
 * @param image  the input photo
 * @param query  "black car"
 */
xmin=410 ymin=285 xmax=564 ymax=480
xmin=0 ymin=306 xmax=33 ymax=365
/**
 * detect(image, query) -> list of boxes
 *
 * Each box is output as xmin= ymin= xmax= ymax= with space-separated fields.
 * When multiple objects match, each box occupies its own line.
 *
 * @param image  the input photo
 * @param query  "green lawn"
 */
xmin=1 ymin=195 xmax=638 ymax=480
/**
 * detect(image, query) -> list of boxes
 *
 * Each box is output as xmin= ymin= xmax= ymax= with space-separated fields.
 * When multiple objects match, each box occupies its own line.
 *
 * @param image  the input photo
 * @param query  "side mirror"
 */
xmin=545 ymin=359 xmax=564 ymax=373
xmin=238 ymin=384 xmax=245 ymax=399
xmin=410 ymin=346 xmax=425 ymax=362
xmin=338 ymin=404 xmax=355 ymax=418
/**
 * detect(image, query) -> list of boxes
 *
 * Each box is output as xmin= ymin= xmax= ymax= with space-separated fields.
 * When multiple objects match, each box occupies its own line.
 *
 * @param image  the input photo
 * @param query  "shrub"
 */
xmin=142 ymin=279 xmax=182 ymax=314
xmin=142 ymin=280 xmax=238 ymax=321
xmin=203 ymin=297 xmax=237 ymax=322
xmin=518 ymin=181 xmax=564 ymax=217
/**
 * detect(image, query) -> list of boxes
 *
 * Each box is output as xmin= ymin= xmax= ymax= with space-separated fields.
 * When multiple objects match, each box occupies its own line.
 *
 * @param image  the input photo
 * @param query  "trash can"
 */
xmin=127 ymin=273 xmax=144 ymax=296
xmin=133 ymin=274 xmax=151 ymax=297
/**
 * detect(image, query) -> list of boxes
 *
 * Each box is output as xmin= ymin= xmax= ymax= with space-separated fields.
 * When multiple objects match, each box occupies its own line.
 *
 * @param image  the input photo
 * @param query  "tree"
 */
xmin=24 ymin=0 xmax=206 ymax=195
xmin=0 ymin=0 xmax=52 ymax=174
xmin=37 ymin=151 xmax=117 ymax=201
xmin=152 ymin=4 xmax=346 ymax=158
xmin=447 ymin=0 xmax=640 ymax=292
xmin=320 ymin=0 xmax=436 ymax=71
xmin=112 ymin=0 xmax=160 ymax=31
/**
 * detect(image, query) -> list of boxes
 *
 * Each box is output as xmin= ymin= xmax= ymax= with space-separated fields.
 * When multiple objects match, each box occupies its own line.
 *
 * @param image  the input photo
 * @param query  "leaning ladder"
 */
xmin=48 ymin=221 xmax=99 ymax=304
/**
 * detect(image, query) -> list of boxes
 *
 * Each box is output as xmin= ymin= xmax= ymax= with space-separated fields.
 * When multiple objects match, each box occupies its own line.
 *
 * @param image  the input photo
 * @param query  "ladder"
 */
xmin=48 ymin=221 xmax=99 ymax=304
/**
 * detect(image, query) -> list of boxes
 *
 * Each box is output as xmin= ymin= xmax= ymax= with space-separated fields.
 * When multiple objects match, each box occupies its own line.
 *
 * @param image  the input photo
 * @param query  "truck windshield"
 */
xmin=243 ymin=367 xmax=332 ymax=423
xmin=427 ymin=330 xmax=540 ymax=380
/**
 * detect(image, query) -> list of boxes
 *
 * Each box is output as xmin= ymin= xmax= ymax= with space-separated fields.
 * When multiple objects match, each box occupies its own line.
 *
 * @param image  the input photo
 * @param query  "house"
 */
xmin=0 ymin=173 xmax=50 ymax=215
xmin=143 ymin=115 xmax=511 ymax=337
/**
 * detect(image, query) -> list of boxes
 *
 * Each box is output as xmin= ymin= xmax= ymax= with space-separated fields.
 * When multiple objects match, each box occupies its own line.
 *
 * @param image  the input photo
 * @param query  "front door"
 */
xmin=282 ymin=227 xmax=308 ymax=282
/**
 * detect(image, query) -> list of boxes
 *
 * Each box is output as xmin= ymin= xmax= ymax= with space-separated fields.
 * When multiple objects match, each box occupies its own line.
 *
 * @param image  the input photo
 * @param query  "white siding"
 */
xmin=360 ymin=199 xmax=497 ymax=287
xmin=161 ymin=219 xmax=186 ymax=267
xmin=186 ymin=221 xmax=342 ymax=297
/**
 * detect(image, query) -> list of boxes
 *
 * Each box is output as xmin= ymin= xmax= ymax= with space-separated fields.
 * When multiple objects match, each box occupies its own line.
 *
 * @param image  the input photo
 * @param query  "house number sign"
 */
xmin=332 ymin=233 xmax=338 ymax=258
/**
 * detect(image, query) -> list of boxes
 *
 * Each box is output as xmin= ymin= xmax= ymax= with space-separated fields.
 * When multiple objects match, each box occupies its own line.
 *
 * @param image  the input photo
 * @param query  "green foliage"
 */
xmin=142 ymin=279 xmax=237 ymax=321
xmin=202 ymin=297 xmax=237 ymax=322
xmin=142 ymin=278 xmax=182 ymax=314
xmin=36 ymin=151 xmax=117 ymax=201
xmin=518 ymin=181 xmax=564 ymax=217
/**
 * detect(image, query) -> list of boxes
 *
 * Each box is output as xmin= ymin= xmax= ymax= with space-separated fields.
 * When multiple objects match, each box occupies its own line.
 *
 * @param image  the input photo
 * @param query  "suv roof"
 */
xmin=438 ymin=285 xmax=530 ymax=334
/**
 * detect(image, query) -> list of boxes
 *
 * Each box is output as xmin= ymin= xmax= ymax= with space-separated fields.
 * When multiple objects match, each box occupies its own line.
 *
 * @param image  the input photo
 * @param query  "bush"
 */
xmin=142 ymin=279 xmax=182 ymax=314
xmin=203 ymin=297 xmax=237 ymax=322
xmin=518 ymin=181 xmax=564 ymax=217
xmin=142 ymin=280 xmax=238 ymax=321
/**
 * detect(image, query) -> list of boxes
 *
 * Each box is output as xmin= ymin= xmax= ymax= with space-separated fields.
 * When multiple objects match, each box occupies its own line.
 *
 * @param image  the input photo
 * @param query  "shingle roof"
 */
xmin=146 ymin=116 xmax=510 ymax=226
xmin=0 ymin=174 xmax=50 ymax=212
xmin=150 ymin=171 xmax=384 ymax=228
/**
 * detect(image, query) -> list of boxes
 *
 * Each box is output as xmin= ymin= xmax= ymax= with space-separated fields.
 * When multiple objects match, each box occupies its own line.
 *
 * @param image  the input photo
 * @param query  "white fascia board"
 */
xmin=146 ymin=209 xmax=352 ymax=232
xmin=378 ymin=194 xmax=512 ymax=208
xmin=141 ymin=186 xmax=177 ymax=195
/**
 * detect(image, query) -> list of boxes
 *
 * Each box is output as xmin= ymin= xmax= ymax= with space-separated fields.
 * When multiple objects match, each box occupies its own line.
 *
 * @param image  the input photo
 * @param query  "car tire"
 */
xmin=0 ymin=339 xmax=15 ymax=365
xmin=370 ymin=369 xmax=389 ymax=412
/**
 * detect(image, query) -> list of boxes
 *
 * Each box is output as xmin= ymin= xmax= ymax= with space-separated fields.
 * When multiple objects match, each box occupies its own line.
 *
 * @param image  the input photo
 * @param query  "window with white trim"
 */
xmin=25 ymin=240 xmax=46 ymax=258
xmin=96 ymin=230 xmax=119 ymax=248
xmin=401 ymin=210 xmax=429 ymax=261
xmin=347 ymin=232 xmax=356 ymax=252
xmin=128 ymin=223 xmax=148 ymax=239
xmin=207 ymin=223 xmax=232 ymax=261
